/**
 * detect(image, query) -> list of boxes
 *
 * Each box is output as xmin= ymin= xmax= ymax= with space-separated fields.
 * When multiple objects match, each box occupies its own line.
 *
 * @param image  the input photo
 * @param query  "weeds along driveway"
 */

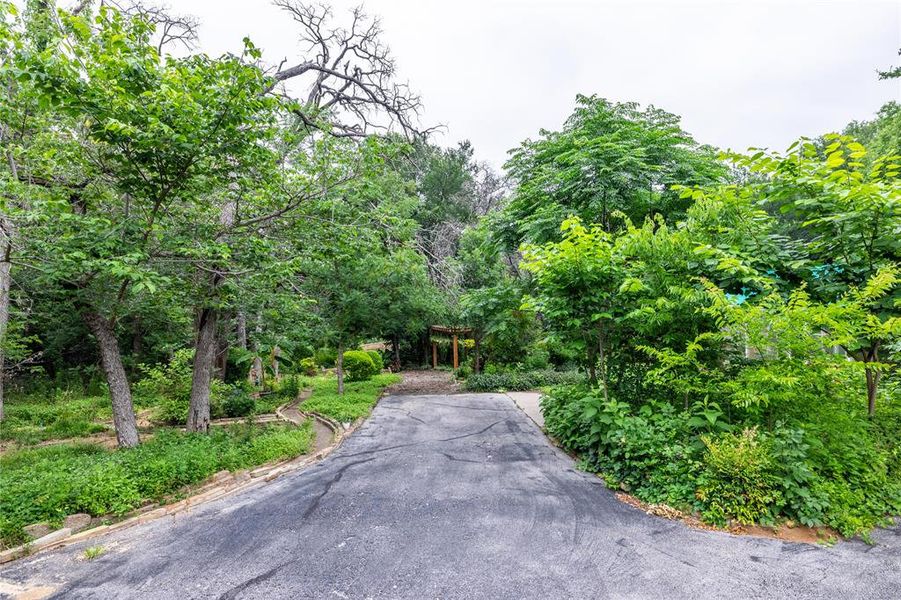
xmin=2 ymin=393 xmax=900 ymax=599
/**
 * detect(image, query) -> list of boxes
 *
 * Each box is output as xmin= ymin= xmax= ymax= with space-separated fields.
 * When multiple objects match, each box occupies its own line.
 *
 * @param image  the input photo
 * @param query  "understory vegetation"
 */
xmin=463 ymin=369 xmax=583 ymax=392
xmin=515 ymin=125 xmax=901 ymax=538
xmin=0 ymin=421 xmax=313 ymax=547
xmin=301 ymin=373 xmax=401 ymax=423
xmin=0 ymin=0 xmax=898 ymax=546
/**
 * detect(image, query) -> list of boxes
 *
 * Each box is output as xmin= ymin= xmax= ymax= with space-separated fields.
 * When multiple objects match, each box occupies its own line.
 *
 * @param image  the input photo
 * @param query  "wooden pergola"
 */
xmin=430 ymin=325 xmax=473 ymax=369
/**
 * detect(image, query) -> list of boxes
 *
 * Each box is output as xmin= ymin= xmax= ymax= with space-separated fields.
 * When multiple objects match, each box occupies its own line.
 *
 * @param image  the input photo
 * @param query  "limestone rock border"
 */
xmin=0 ymin=409 xmax=351 ymax=565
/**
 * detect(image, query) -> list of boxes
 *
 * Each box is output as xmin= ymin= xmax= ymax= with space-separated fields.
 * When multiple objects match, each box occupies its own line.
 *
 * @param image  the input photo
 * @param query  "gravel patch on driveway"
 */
xmin=2 ymin=393 xmax=899 ymax=599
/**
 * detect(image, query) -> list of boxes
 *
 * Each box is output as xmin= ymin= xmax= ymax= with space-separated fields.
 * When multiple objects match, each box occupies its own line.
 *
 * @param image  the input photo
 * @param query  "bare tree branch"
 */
xmin=82 ymin=1 xmax=200 ymax=53
xmin=269 ymin=1 xmax=425 ymax=138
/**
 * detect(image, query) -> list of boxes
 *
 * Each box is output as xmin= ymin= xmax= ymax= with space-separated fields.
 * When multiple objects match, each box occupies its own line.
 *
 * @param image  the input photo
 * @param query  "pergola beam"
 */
xmin=429 ymin=325 xmax=472 ymax=370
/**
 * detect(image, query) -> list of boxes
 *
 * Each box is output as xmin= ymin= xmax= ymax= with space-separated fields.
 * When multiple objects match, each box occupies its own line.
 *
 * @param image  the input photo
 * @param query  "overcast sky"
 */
xmin=178 ymin=0 xmax=899 ymax=169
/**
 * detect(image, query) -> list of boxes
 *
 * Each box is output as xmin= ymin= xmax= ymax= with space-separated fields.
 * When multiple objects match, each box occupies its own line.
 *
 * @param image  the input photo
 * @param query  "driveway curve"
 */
xmin=2 ymin=393 xmax=900 ymax=599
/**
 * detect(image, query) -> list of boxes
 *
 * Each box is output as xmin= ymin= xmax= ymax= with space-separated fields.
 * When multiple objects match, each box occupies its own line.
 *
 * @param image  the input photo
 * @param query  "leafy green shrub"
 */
xmin=543 ymin=380 xmax=901 ymax=536
xmin=136 ymin=350 xmax=232 ymax=424
xmin=767 ymin=426 xmax=829 ymax=527
xmin=74 ymin=463 xmax=142 ymax=516
xmin=221 ymin=388 xmax=255 ymax=418
xmin=299 ymin=357 xmax=318 ymax=376
xmin=366 ymin=350 xmax=385 ymax=372
xmin=134 ymin=349 xmax=194 ymax=405
xmin=697 ymin=429 xmax=780 ymax=525
xmin=464 ymin=369 xmax=584 ymax=391
xmin=342 ymin=351 xmax=378 ymax=382
xmin=540 ymin=385 xmax=596 ymax=453
xmin=522 ymin=347 xmax=550 ymax=371
xmin=544 ymin=387 xmax=701 ymax=506
xmin=314 ymin=348 xmax=337 ymax=368
xmin=275 ymin=376 xmax=301 ymax=401
xmin=454 ymin=364 xmax=473 ymax=379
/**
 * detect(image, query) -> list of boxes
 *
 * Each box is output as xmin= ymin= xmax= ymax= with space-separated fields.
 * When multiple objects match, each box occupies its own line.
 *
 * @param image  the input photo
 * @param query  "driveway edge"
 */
xmin=0 ymin=411 xmax=350 ymax=565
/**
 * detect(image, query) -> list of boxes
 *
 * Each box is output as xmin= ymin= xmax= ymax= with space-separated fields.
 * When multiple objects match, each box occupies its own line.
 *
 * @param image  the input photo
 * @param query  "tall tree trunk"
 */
xmin=188 ymin=197 xmax=236 ymax=431
xmin=188 ymin=307 xmax=217 ymax=432
xmin=271 ymin=346 xmax=280 ymax=381
xmin=1 ymin=142 xmax=19 ymax=422
xmin=83 ymin=312 xmax=139 ymax=448
xmin=236 ymin=312 xmax=248 ymax=351
xmin=336 ymin=341 xmax=345 ymax=395
xmin=865 ymin=368 xmax=880 ymax=417
xmin=0 ymin=236 xmax=10 ymax=421
xmin=187 ymin=307 xmax=218 ymax=431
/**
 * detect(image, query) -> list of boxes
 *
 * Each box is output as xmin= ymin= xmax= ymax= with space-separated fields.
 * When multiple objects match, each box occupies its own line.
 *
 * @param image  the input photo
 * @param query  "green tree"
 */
xmin=502 ymin=95 xmax=725 ymax=247
xmin=521 ymin=218 xmax=626 ymax=397
xmin=3 ymin=5 xmax=285 ymax=444
xmin=728 ymin=136 xmax=900 ymax=414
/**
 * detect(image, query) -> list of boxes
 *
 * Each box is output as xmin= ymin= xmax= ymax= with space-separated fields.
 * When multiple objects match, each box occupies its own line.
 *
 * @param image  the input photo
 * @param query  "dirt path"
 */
xmin=387 ymin=369 xmax=461 ymax=395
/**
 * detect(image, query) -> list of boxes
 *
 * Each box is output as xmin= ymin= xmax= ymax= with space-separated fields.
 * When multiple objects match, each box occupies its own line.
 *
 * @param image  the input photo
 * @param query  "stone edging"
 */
xmin=0 ymin=402 xmax=349 ymax=565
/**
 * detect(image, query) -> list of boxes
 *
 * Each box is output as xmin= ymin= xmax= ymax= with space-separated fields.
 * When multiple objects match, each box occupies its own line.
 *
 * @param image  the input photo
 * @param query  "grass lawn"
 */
xmin=0 ymin=421 xmax=313 ymax=548
xmin=300 ymin=373 xmax=401 ymax=422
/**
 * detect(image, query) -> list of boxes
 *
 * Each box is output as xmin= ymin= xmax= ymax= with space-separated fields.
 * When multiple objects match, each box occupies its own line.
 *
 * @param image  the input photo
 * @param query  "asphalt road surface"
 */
xmin=2 ymin=393 xmax=900 ymax=599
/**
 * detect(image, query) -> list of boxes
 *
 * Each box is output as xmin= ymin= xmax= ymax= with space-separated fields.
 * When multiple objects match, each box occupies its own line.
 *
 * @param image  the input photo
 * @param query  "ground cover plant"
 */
xmin=0 ymin=391 xmax=111 ymax=445
xmin=0 ymin=421 xmax=314 ymax=548
xmin=300 ymin=373 xmax=401 ymax=423
xmin=463 ymin=369 xmax=584 ymax=392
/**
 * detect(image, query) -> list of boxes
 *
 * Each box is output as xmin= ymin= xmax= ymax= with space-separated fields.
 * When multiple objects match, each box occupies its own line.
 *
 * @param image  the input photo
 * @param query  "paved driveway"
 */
xmin=2 ymin=393 xmax=900 ymax=599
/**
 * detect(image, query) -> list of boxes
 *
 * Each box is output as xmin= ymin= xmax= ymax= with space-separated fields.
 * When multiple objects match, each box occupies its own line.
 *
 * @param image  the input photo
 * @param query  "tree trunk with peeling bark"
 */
xmin=83 ymin=312 xmax=140 ymax=448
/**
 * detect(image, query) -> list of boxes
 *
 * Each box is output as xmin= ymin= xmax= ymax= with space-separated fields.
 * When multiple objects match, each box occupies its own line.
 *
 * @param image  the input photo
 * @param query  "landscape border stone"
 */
xmin=0 ymin=406 xmax=348 ymax=565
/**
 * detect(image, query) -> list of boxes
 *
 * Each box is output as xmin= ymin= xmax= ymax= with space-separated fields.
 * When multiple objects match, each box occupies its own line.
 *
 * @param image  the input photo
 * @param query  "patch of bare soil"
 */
xmin=615 ymin=492 xmax=838 ymax=545
xmin=386 ymin=370 xmax=461 ymax=395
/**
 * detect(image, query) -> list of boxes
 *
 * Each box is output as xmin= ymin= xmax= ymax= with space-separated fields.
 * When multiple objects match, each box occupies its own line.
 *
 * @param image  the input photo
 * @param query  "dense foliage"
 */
xmin=530 ymin=135 xmax=900 ymax=537
xmin=463 ymin=369 xmax=583 ymax=392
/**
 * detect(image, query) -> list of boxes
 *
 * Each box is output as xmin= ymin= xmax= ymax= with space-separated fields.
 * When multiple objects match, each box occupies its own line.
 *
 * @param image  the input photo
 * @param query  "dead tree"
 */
xmin=269 ymin=0 xmax=424 ymax=138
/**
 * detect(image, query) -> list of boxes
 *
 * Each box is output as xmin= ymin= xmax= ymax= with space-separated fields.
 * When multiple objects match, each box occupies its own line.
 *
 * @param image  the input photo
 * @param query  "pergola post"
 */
xmin=452 ymin=334 xmax=459 ymax=370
